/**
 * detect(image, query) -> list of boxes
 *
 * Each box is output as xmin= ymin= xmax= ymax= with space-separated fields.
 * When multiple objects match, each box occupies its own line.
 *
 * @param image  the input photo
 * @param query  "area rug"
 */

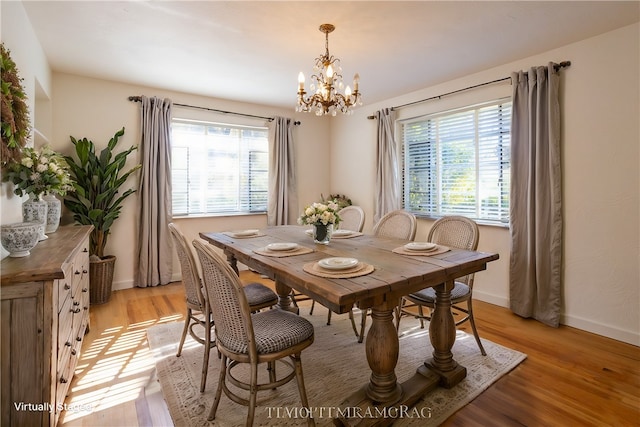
xmin=147 ymin=306 xmax=526 ymax=426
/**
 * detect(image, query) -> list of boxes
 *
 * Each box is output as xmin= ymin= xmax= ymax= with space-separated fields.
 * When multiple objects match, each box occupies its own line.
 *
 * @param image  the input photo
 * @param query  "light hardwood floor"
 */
xmin=61 ymin=272 xmax=639 ymax=426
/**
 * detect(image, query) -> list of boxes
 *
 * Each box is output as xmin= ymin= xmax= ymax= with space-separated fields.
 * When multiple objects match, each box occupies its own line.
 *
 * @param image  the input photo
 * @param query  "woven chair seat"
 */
xmin=219 ymin=309 xmax=314 ymax=354
xmin=409 ymin=282 xmax=470 ymax=303
xmin=244 ymin=282 xmax=278 ymax=306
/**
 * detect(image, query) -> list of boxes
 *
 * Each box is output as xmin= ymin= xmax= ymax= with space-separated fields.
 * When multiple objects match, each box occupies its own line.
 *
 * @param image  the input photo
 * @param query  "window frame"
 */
xmin=170 ymin=118 xmax=269 ymax=218
xmin=399 ymin=98 xmax=512 ymax=227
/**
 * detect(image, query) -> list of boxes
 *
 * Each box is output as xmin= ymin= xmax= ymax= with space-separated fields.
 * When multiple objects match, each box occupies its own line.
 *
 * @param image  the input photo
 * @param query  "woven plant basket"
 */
xmin=89 ymin=255 xmax=116 ymax=304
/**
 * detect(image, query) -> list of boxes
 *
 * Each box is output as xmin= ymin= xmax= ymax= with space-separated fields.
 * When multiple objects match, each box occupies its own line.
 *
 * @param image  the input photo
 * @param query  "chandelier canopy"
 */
xmin=296 ymin=24 xmax=362 ymax=116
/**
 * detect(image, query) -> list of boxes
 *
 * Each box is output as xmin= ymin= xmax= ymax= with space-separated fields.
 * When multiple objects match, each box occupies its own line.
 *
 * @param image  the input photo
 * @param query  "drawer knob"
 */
xmin=83 ymin=269 xmax=88 ymax=274
xmin=75 ymin=270 xmax=80 ymax=275
xmin=76 ymin=336 xmax=82 ymax=342
xmin=82 ymin=288 xmax=88 ymax=293
xmin=83 ymin=248 xmax=88 ymax=253
xmin=65 ymin=341 xmax=72 ymax=347
xmin=71 ymin=308 xmax=81 ymax=314
xmin=64 ymin=283 xmax=71 ymax=290
xmin=60 ymin=377 xmax=67 ymax=384
xmin=73 ymin=301 xmax=80 ymax=306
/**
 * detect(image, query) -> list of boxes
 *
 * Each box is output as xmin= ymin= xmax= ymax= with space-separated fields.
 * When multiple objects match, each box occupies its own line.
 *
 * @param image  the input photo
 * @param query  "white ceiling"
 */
xmin=22 ymin=1 xmax=639 ymax=109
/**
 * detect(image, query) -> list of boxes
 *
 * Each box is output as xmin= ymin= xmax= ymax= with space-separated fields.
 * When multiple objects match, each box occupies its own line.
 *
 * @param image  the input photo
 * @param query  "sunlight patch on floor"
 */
xmin=61 ymin=314 xmax=182 ymax=424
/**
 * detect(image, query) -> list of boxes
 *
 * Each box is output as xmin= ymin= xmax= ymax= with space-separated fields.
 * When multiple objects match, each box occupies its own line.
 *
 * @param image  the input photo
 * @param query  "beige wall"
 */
xmin=331 ymin=23 xmax=640 ymax=345
xmin=2 ymin=0 xmax=638 ymax=345
xmin=0 ymin=1 xmax=53 ymax=248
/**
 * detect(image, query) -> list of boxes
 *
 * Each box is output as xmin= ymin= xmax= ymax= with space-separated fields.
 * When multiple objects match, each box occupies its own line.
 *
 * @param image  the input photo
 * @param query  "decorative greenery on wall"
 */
xmin=1 ymin=43 xmax=31 ymax=166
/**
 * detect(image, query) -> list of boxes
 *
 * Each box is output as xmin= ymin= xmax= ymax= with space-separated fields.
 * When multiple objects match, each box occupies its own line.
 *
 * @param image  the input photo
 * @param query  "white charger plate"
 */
xmin=266 ymin=242 xmax=299 ymax=251
xmin=318 ymin=257 xmax=359 ymax=270
xmin=404 ymin=242 xmax=437 ymax=252
xmin=232 ymin=229 xmax=259 ymax=237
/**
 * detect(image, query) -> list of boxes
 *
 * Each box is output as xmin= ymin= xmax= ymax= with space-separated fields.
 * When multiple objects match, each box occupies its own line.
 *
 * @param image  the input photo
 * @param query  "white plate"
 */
xmin=232 ymin=229 xmax=259 ymax=237
xmin=318 ymin=257 xmax=359 ymax=271
xmin=333 ymin=229 xmax=353 ymax=236
xmin=404 ymin=242 xmax=437 ymax=252
xmin=305 ymin=229 xmax=314 ymax=236
xmin=266 ymin=242 xmax=299 ymax=251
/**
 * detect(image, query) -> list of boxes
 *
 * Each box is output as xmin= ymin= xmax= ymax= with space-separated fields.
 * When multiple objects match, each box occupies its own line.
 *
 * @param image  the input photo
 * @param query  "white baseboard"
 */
xmin=474 ymin=290 xmax=639 ymax=346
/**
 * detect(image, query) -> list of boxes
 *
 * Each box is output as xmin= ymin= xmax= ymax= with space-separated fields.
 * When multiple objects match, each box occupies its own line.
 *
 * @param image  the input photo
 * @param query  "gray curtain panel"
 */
xmin=135 ymin=96 xmax=173 ymax=287
xmin=268 ymin=117 xmax=297 ymax=225
xmin=509 ymin=64 xmax=562 ymax=327
xmin=374 ymin=108 xmax=401 ymax=223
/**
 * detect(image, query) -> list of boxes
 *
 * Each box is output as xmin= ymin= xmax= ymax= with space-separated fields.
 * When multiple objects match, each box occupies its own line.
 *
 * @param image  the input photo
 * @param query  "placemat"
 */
xmin=392 ymin=245 xmax=450 ymax=256
xmin=222 ymin=231 xmax=266 ymax=239
xmin=254 ymin=246 xmax=314 ymax=257
xmin=304 ymin=229 xmax=364 ymax=239
xmin=303 ymin=261 xmax=374 ymax=278
xmin=331 ymin=231 xmax=364 ymax=239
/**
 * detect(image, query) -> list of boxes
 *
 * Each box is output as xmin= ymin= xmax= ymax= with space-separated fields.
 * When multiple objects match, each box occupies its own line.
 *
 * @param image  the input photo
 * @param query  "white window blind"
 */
xmin=402 ymin=100 xmax=511 ymax=225
xmin=171 ymin=120 xmax=268 ymax=216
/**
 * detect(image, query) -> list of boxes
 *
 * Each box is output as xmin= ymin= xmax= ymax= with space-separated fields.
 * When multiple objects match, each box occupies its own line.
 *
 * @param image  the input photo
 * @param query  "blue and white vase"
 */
xmin=43 ymin=193 xmax=62 ymax=233
xmin=22 ymin=194 xmax=48 ymax=241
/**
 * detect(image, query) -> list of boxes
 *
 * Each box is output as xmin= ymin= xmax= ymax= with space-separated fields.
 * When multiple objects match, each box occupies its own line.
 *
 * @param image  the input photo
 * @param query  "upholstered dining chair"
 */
xmin=168 ymin=223 xmax=278 ymax=392
xmin=396 ymin=215 xmax=486 ymax=355
xmin=356 ymin=209 xmax=418 ymax=342
xmin=337 ymin=205 xmax=365 ymax=232
xmin=192 ymin=239 xmax=316 ymax=427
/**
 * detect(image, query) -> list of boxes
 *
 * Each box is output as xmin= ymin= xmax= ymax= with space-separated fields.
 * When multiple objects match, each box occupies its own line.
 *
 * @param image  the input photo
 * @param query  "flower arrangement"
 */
xmin=4 ymin=145 xmax=74 ymax=198
xmin=298 ymin=200 xmax=342 ymax=226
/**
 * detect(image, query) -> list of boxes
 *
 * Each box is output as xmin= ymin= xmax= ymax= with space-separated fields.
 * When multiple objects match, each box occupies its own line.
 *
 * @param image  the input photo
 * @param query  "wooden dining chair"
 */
xmin=396 ymin=215 xmax=486 ymax=355
xmin=356 ymin=210 xmax=418 ymax=342
xmin=169 ymin=223 xmax=279 ymax=392
xmin=337 ymin=205 xmax=365 ymax=232
xmin=192 ymin=239 xmax=316 ymax=427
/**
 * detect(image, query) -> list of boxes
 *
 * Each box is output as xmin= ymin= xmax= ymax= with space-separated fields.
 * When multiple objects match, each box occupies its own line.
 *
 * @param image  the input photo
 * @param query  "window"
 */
xmin=171 ymin=119 xmax=269 ymax=216
xmin=402 ymin=100 xmax=511 ymax=225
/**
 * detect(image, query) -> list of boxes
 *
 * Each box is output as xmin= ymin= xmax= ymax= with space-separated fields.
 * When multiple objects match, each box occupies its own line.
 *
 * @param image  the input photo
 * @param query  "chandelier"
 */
xmin=296 ymin=24 xmax=362 ymax=116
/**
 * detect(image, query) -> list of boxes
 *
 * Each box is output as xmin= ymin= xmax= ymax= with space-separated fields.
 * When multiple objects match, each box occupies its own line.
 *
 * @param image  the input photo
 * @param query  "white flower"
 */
xmin=36 ymin=163 xmax=48 ymax=172
xmin=21 ymin=157 xmax=33 ymax=168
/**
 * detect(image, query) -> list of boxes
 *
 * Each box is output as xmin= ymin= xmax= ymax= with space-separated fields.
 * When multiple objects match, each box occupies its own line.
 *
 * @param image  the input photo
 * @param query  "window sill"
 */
xmin=172 ymin=212 xmax=267 ymax=220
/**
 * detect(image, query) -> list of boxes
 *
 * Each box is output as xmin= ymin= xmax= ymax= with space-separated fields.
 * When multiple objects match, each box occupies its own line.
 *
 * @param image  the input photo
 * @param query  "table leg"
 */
xmin=224 ymin=251 xmax=239 ymax=275
xmin=365 ymin=305 xmax=402 ymax=404
xmin=424 ymin=280 xmax=467 ymax=387
xmin=275 ymin=280 xmax=298 ymax=314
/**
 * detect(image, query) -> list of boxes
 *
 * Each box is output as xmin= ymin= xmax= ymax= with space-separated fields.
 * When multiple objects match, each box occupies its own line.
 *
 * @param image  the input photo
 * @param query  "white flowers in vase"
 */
xmin=298 ymin=200 xmax=342 ymax=226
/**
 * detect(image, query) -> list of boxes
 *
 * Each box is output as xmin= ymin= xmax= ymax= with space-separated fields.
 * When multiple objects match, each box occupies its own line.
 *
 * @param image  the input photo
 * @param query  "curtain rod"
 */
xmin=367 ymin=60 xmax=571 ymax=119
xmin=128 ymin=96 xmax=302 ymax=124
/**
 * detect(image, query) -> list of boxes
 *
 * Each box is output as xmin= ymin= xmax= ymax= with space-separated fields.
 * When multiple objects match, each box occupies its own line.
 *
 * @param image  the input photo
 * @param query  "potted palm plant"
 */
xmin=64 ymin=127 xmax=140 ymax=304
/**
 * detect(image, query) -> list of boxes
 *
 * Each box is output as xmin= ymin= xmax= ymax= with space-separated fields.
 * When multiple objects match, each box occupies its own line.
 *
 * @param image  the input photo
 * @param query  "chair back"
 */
xmin=372 ymin=209 xmax=417 ymax=240
xmin=169 ymin=223 xmax=206 ymax=310
xmin=428 ymin=215 xmax=479 ymax=285
xmin=338 ymin=206 xmax=365 ymax=232
xmin=192 ymin=239 xmax=255 ymax=357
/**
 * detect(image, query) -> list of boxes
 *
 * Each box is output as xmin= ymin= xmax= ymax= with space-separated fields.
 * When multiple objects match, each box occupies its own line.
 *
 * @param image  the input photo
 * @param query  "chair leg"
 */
xmin=417 ymin=305 xmax=426 ymax=329
xmin=292 ymin=354 xmax=316 ymax=427
xmin=467 ymin=300 xmax=486 ymax=356
xmin=347 ymin=309 xmax=359 ymax=337
xmin=358 ymin=309 xmax=368 ymax=343
xmin=176 ymin=308 xmax=191 ymax=357
xmin=200 ymin=312 xmax=212 ymax=392
xmin=326 ymin=308 xmax=332 ymax=325
xmin=309 ymin=299 xmax=315 ymax=315
xmin=247 ymin=362 xmax=258 ymax=426
xmin=395 ymin=298 xmax=404 ymax=332
xmin=208 ymin=354 xmax=227 ymax=421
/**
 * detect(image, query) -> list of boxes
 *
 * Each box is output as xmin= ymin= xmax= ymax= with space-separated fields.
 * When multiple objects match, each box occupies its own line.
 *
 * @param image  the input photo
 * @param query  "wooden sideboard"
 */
xmin=1 ymin=225 xmax=92 ymax=427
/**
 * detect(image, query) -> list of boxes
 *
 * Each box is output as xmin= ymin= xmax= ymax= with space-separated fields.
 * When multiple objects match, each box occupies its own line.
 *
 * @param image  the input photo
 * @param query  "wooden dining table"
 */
xmin=200 ymin=225 xmax=499 ymax=426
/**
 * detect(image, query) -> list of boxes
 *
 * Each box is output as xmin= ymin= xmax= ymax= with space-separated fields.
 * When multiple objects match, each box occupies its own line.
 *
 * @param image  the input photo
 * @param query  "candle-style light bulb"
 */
xmin=353 ymin=73 xmax=360 ymax=91
xmin=298 ymin=72 xmax=305 ymax=91
xmin=345 ymin=86 xmax=352 ymax=98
